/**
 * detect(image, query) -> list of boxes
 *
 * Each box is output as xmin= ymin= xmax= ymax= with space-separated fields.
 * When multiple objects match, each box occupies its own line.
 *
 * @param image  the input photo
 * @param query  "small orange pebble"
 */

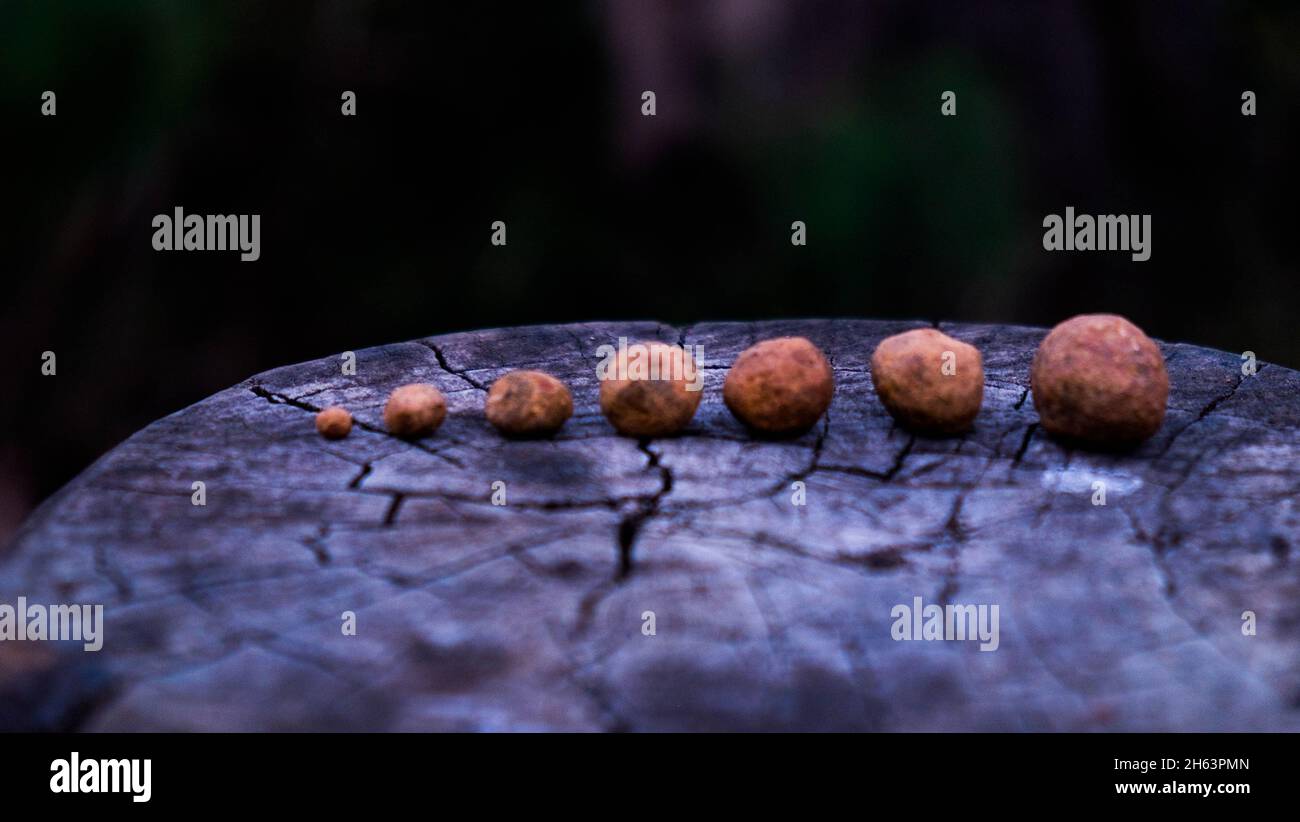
xmin=598 ymin=341 xmax=702 ymax=437
xmin=485 ymin=370 xmax=573 ymax=437
xmin=315 ymin=406 xmax=353 ymax=440
xmin=871 ymin=328 xmax=984 ymax=435
xmin=723 ymin=337 xmax=834 ymax=435
xmin=383 ymin=383 xmax=447 ymax=438
xmin=1031 ymin=313 xmax=1168 ymax=445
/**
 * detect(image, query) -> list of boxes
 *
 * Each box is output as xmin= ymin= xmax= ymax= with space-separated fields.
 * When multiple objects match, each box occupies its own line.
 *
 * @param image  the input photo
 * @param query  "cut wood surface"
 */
xmin=2 ymin=319 xmax=1298 ymax=731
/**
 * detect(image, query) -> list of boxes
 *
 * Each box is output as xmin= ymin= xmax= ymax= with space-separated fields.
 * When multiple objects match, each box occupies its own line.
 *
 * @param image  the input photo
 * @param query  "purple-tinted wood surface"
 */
xmin=2 ymin=320 xmax=1297 ymax=731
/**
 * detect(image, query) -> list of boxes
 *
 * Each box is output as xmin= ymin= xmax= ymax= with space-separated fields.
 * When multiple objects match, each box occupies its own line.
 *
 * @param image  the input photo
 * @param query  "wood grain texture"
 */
xmin=2 ymin=319 xmax=1298 ymax=731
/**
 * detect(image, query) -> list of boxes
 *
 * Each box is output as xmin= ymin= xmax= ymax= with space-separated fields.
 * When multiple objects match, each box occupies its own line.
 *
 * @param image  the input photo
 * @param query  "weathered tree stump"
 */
xmin=2 ymin=320 xmax=1298 ymax=731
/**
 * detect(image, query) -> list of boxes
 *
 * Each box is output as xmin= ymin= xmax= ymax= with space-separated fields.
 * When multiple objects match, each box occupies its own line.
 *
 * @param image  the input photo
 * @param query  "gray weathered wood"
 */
xmin=2 ymin=319 xmax=1298 ymax=731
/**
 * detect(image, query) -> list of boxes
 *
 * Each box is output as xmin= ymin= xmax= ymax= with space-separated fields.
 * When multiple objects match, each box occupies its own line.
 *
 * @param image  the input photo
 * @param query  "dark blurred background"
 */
xmin=2 ymin=1 xmax=1297 ymax=541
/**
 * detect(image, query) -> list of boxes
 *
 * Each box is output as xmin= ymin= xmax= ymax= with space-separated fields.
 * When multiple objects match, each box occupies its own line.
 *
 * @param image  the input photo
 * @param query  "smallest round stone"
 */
xmin=485 ymin=370 xmax=573 ymax=437
xmin=383 ymin=383 xmax=447 ymax=438
xmin=315 ymin=406 xmax=353 ymax=440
